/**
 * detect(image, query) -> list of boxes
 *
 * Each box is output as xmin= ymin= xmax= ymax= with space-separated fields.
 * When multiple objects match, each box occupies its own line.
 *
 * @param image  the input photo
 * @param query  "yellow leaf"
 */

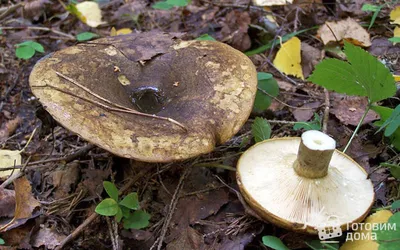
xmin=394 ymin=75 xmax=400 ymax=81
xmin=110 ymin=27 xmax=117 ymax=36
xmin=116 ymin=28 xmax=132 ymax=35
xmin=390 ymin=6 xmax=400 ymax=25
xmin=273 ymin=37 xmax=304 ymax=80
xmin=76 ymin=1 xmax=106 ymax=28
xmin=340 ymin=210 xmax=393 ymax=250
xmin=394 ymin=26 xmax=400 ymax=38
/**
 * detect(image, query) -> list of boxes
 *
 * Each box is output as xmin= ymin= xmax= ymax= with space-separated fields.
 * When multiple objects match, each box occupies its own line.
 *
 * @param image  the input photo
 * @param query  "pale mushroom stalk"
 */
xmin=293 ymin=130 xmax=336 ymax=179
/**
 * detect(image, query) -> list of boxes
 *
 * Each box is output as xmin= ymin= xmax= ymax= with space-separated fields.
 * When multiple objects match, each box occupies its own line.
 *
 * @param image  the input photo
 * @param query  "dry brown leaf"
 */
xmin=221 ymin=10 xmax=251 ymax=51
xmin=0 ymin=176 xmax=40 ymax=232
xmin=0 ymin=188 xmax=15 ymax=217
xmin=0 ymin=116 xmax=21 ymax=142
xmin=301 ymin=42 xmax=322 ymax=78
xmin=32 ymin=227 xmax=66 ymax=249
xmin=331 ymin=95 xmax=379 ymax=126
xmin=317 ymin=17 xmax=371 ymax=47
xmin=292 ymin=101 xmax=321 ymax=122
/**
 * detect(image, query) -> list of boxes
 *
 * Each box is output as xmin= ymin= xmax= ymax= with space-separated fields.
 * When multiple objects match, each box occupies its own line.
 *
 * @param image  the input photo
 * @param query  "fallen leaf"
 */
xmin=0 ymin=149 xmax=21 ymax=178
xmin=221 ymin=10 xmax=251 ymax=51
xmin=253 ymin=0 xmax=294 ymax=6
xmin=317 ymin=17 xmax=371 ymax=47
xmin=330 ymin=95 xmax=379 ymax=126
xmin=390 ymin=6 xmax=400 ymax=25
xmin=32 ymin=227 xmax=66 ymax=249
xmin=0 ymin=116 xmax=21 ymax=142
xmin=273 ymin=37 xmax=304 ymax=79
xmin=0 ymin=188 xmax=15 ymax=217
xmin=75 ymin=1 xmax=106 ymax=27
xmin=292 ymin=102 xmax=321 ymax=122
xmin=340 ymin=210 xmax=393 ymax=250
xmin=0 ymin=176 xmax=41 ymax=232
xmin=394 ymin=26 xmax=400 ymax=38
xmin=166 ymin=227 xmax=202 ymax=250
xmin=301 ymin=42 xmax=322 ymax=78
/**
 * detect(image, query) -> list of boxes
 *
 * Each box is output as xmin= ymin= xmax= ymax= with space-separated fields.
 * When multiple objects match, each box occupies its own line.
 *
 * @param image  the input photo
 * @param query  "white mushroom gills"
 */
xmin=236 ymin=130 xmax=375 ymax=233
xmin=293 ymin=130 xmax=336 ymax=178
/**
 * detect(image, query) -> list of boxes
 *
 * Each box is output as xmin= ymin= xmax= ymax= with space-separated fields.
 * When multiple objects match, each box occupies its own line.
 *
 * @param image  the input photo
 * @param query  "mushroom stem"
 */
xmin=293 ymin=130 xmax=336 ymax=179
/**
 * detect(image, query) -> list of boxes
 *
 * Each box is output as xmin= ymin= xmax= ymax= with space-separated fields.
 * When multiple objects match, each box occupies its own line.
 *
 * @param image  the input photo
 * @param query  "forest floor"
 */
xmin=0 ymin=0 xmax=399 ymax=249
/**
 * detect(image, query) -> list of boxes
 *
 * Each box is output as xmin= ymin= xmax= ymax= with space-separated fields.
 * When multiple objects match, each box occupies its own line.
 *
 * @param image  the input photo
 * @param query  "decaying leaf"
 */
xmin=221 ymin=10 xmax=251 ymax=51
xmin=0 ymin=176 xmax=41 ymax=232
xmin=253 ymin=0 xmax=293 ymax=6
xmin=0 ymin=149 xmax=21 ymax=178
xmin=340 ymin=210 xmax=393 ymax=250
xmin=0 ymin=188 xmax=16 ymax=217
xmin=0 ymin=116 xmax=21 ymax=142
xmin=390 ymin=6 xmax=400 ymax=25
xmin=75 ymin=1 xmax=106 ymax=27
xmin=32 ymin=227 xmax=66 ymax=249
xmin=301 ymin=42 xmax=322 ymax=78
xmin=317 ymin=17 xmax=371 ymax=47
xmin=331 ymin=95 xmax=379 ymax=126
xmin=273 ymin=37 xmax=304 ymax=79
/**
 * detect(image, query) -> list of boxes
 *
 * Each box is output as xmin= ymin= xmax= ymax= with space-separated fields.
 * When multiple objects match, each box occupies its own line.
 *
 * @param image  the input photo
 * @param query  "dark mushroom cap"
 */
xmin=29 ymin=32 xmax=257 ymax=162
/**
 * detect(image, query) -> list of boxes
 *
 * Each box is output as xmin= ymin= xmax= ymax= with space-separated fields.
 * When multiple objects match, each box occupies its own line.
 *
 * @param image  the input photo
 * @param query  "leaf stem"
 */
xmin=343 ymin=103 xmax=371 ymax=153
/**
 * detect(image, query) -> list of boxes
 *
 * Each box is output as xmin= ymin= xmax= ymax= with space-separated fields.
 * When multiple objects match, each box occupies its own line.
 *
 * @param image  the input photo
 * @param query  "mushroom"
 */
xmin=236 ymin=130 xmax=375 ymax=234
xmin=29 ymin=32 xmax=257 ymax=162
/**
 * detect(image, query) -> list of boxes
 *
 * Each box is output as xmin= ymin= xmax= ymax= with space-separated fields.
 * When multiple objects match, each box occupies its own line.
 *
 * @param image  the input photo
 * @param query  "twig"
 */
xmin=257 ymin=87 xmax=317 ymax=110
xmin=322 ymin=89 xmax=330 ymax=133
xmin=105 ymin=217 xmax=117 ymax=250
xmin=152 ymin=166 xmax=192 ymax=250
xmin=0 ymin=26 xmax=75 ymax=40
xmin=35 ymin=72 xmax=187 ymax=131
xmin=0 ymin=3 xmax=24 ymax=21
xmin=343 ymin=103 xmax=372 ymax=153
xmin=201 ymin=0 xmax=271 ymax=13
xmin=193 ymin=162 xmax=236 ymax=171
xmin=55 ymin=167 xmax=153 ymax=249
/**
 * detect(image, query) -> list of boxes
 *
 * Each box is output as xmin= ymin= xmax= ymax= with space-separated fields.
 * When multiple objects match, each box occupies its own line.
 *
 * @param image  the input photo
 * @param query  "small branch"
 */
xmin=0 ymin=26 xmax=75 ymax=40
xmin=343 ymin=103 xmax=371 ymax=153
xmin=322 ymin=88 xmax=330 ymax=133
xmin=194 ymin=162 xmax=236 ymax=171
xmin=0 ymin=3 xmax=24 ymax=21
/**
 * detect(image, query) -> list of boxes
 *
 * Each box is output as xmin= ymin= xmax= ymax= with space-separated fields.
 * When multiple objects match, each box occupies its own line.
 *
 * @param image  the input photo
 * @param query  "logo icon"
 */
xmin=317 ymin=226 xmax=342 ymax=240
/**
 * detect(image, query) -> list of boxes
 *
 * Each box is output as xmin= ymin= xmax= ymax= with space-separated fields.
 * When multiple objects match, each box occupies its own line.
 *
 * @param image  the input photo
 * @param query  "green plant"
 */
xmin=152 ymin=0 xmax=190 ymax=10
xmin=0 ymin=237 xmax=4 ymax=245
xmin=372 ymin=105 xmax=400 ymax=151
xmin=95 ymin=181 xmax=151 ymax=230
xmin=362 ymin=3 xmax=384 ymax=30
xmin=262 ymin=235 xmax=289 ymax=250
xmin=293 ymin=113 xmax=322 ymax=131
xmin=254 ymin=72 xmax=279 ymax=112
xmin=373 ymin=211 xmax=400 ymax=249
xmin=195 ymin=34 xmax=216 ymax=41
xmin=15 ymin=41 xmax=44 ymax=60
xmin=308 ymin=41 xmax=396 ymax=152
xmin=251 ymin=117 xmax=271 ymax=142
xmin=76 ymin=32 xmax=99 ymax=41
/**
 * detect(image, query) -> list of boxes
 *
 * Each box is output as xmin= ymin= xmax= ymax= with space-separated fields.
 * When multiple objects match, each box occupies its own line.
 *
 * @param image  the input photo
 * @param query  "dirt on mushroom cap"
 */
xmin=29 ymin=32 xmax=257 ymax=162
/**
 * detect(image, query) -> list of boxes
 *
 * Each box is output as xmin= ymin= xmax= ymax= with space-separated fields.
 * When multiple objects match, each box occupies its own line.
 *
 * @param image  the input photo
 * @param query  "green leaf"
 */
xmin=374 ymin=212 xmax=400 ymax=248
xmin=0 ymin=238 xmax=4 ymax=245
xmin=121 ymin=205 xmax=130 ymax=218
xmin=390 ymin=164 xmax=400 ymax=180
xmin=196 ymin=34 xmax=216 ymax=41
xmin=166 ymin=0 xmax=190 ymax=7
xmin=308 ymin=58 xmax=366 ymax=96
xmin=362 ymin=4 xmax=380 ymax=11
xmin=76 ymin=32 xmax=99 ymax=41
xmin=152 ymin=1 xmax=173 ymax=9
xmin=305 ymin=240 xmax=339 ymax=250
xmin=253 ymin=72 xmax=279 ymax=112
xmin=293 ymin=113 xmax=321 ymax=131
xmin=344 ymin=42 xmax=396 ymax=102
xmin=103 ymin=181 xmax=119 ymax=201
xmin=16 ymin=45 xmax=35 ymax=59
xmin=372 ymin=106 xmax=400 ymax=150
xmin=309 ymin=42 xmax=396 ymax=103
xmin=376 ymin=105 xmax=400 ymax=137
xmin=389 ymin=37 xmax=400 ymax=43
xmin=251 ymin=117 xmax=271 ymax=143
xmin=95 ymin=198 xmax=119 ymax=216
xmin=29 ymin=41 xmax=44 ymax=53
xmin=115 ymin=206 xmax=123 ymax=222
xmin=119 ymin=192 xmax=139 ymax=210
xmin=123 ymin=210 xmax=151 ymax=229
xmin=262 ymin=236 xmax=290 ymax=250
xmin=392 ymin=200 xmax=400 ymax=210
